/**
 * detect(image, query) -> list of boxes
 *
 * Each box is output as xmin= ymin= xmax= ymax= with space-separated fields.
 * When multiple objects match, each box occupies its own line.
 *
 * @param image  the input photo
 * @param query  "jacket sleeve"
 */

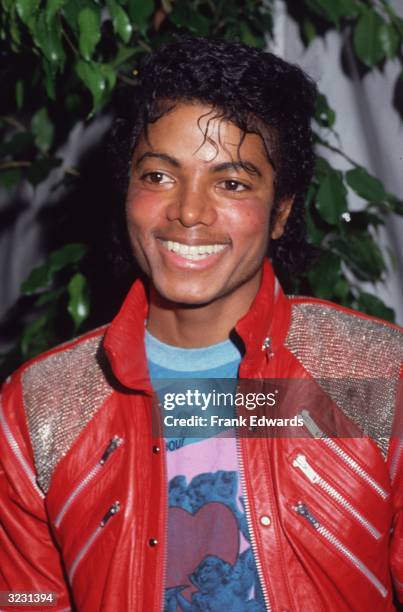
xmin=390 ymin=372 xmax=403 ymax=604
xmin=0 ymin=371 xmax=72 ymax=611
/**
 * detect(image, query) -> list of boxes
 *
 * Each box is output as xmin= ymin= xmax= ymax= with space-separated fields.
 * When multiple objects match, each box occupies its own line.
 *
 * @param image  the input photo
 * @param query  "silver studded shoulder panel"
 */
xmin=22 ymin=334 xmax=113 ymax=493
xmin=285 ymin=302 xmax=403 ymax=457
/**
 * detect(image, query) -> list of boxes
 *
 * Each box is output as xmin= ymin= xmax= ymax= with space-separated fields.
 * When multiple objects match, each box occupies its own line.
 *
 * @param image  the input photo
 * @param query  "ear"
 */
xmin=270 ymin=196 xmax=295 ymax=240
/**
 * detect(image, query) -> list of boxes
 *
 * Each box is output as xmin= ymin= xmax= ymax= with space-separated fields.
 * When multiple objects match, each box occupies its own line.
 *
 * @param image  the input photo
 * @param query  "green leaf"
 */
xmin=305 ymin=185 xmax=325 ymax=245
xmin=21 ymin=263 xmax=53 ymax=295
xmin=314 ymin=156 xmax=332 ymax=176
xmin=304 ymin=0 xmax=357 ymax=24
xmin=15 ymin=79 xmax=24 ymax=109
xmin=42 ymin=57 xmax=56 ymax=99
xmin=10 ymin=7 xmax=22 ymax=47
xmin=27 ymin=157 xmax=61 ymax=186
xmin=49 ymin=243 xmax=86 ymax=272
xmin=379 ymin=22 xmax=399 ymax=60
xmin=353 ymin=9 xmax=385 ymax=67
xmin=67 ymin=273 xmax=90 ymax=328
xmin=78 ymin=4 xmax=101 ymax=60
xmin=307 ymin=252 xmax=341 ymax=299
xmin=0 ymin=169 xmax=23 ymax=189
xmin=76 ymin=60 xmax=116 ymax=112
xmin=169 ymin=2 xmax=210 ymax=35
xmin=345 ymin=167 xmax=387 ymax=202
xmin=100 ymin=62 xmax=117 ymax=90
xmin=111 ymin=44 xmax=140 ymax=68
xmin=46 ymin=0 xmax=65 ymax=22
xmin=334 ymin=0 xmax=358 ymax=19
xmin=306 ymin=206 xmax=325 ymax=246
xmin=16 ymin=0 xmax=40 ymax=26
xmin=332 ymin=235 xmax=386 ymax=281
xmin=107 ymin=0 xmax=133 ymax=43
xmin=239 ymin=22 xmax=259 ymax=47
xmin=315 ymin=172 xmax=347 ymax=225
xmin=394 ymin=16 xmax=403 ymax=38
xmin=304 ymin=0 xmax=338 ymax=22
xmin=21 ymin=315 xmax=50 ymax=359
xmin=34 ymin=287 xmax=65 ymax=307
xmin=34 ymin=13 xmax=65 ymax=68
xmin=21 ymin=243 xmax=86 ymax=296
xmin=315 ymin=93 xmax=336 ymax=128
xmin=61 ymin=0 xmax=81 ymax=33
xmin=356 ymin=292 xmax=394 ymax=322
xmin=302 ymin=19 xmax=316 ymax=45
xmin=31 ymin=107 xmax=54 ymax=153
xmin=333 ymin=277 xmax=350 ymax=301
xmin=128 ymin=0 xmax=154 ymax=29
xmin=2 ymin=0 xmax=14 ymax=12
xmin=76 ymin=60 xmax=103 ymax=108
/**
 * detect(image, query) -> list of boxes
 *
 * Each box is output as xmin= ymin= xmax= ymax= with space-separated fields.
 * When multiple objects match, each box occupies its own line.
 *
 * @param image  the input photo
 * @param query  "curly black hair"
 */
xmin=110 ymin=36 xmax=317 ymax=278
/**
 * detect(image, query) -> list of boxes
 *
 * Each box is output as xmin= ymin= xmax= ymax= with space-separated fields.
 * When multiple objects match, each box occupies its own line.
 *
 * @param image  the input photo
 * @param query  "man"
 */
xmin=0 ymin=38 xmax=402 ymax=612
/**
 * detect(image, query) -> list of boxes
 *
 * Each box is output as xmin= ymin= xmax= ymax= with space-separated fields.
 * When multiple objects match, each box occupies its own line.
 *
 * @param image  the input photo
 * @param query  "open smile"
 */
xmin=159 ymin=239 xmax=228 ymax=262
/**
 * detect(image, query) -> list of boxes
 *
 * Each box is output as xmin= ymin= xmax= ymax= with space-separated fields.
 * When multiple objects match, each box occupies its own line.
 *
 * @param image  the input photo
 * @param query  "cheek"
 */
xmin=126 ymin=189 xmax=163 ymax=232
xmin=224 ymin=197 xmax=271 ymax=237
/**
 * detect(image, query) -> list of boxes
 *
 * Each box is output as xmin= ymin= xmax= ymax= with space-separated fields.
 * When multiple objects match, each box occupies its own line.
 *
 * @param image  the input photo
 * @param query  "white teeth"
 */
xmin=161 ymin=240 xmax=227 ymax=260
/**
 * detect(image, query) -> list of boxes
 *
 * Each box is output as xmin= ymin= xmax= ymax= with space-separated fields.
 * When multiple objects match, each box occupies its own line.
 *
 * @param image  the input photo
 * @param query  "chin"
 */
xmin=155 ymin=281 xmax=222 ymax=307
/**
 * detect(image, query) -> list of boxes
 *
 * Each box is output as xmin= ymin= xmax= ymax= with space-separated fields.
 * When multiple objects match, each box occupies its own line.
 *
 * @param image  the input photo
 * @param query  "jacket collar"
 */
xmin=103 ymin=259 xmax=291 ymax=391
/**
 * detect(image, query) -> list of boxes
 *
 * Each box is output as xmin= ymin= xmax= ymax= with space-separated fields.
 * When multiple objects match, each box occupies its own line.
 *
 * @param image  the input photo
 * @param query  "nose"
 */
xmin=166 ymin=184 xmax=217 ymax=227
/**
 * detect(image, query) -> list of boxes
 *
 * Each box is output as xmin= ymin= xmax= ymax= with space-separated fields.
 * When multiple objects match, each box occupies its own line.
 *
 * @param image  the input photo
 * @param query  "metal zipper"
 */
xmin=69 ymin=500 xmax=120 ymax=584
xmin=55 ymin=436 xmax=123 ymax=528
xmin=292 ymin=453 xmax=381 ymax=539
xmin=300 ymin=410 xmax=388 ymax=500
xmin=0 ymin=401 xmax=44 ymax=499
xmin=390 ymin=439 xmax=402 ymax=483
xmin=294 ymin=501 xmax=388 ymax=598
xmin=235 ymin=434 xmax=272 ymax=611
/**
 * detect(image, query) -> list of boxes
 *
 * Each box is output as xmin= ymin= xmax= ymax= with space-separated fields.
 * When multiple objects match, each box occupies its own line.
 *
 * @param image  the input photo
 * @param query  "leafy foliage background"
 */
xmin=1 ymin=0 xmax=403 ymax=377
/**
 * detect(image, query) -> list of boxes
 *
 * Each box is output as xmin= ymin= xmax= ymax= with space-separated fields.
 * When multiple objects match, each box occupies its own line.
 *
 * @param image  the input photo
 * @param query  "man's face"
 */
xmin=126 ymin=102 xmax=291 ymax=308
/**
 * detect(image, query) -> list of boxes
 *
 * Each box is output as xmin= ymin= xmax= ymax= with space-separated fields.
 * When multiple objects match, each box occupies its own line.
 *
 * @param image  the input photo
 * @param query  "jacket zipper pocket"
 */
xmin=292 ymin=453 xmax=381 ymax=540
xmin=68 ymin=500 xmax=120 ymax=584
xmin=55 ymin=436 xmax=123 ymax=528
xmin=293 ymin=501 xmax=388 ymax=598
xmin=300 ymin=410 xmax=388 ymax=500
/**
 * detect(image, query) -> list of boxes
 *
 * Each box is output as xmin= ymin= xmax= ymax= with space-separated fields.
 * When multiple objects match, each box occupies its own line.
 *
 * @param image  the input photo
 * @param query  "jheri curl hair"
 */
xmin=110 ymin=36 xmax=317 ymax=276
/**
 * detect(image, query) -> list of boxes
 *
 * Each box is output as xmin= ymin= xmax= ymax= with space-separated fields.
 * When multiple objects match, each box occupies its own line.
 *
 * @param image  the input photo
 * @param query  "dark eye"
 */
xmin=219 ymin=180 xmax=249 ymax=192
xmin=142 ymin=172 xmax=174 ymax=184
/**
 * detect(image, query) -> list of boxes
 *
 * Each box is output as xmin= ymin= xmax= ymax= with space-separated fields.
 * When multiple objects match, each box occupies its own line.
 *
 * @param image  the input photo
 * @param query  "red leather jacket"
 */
xmin=1 ymin=260 xmax=402 ymax=611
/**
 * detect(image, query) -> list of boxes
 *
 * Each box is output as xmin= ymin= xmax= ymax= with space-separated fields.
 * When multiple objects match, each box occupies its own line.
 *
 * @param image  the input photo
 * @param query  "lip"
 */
xmin=155 ymin=235 xmax=230 ymax=247
xmin=156 ymin=238 xmax=230 ymax=270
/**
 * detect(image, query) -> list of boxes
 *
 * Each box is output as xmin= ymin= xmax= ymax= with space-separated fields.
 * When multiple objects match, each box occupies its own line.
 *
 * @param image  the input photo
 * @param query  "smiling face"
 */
xmin=126 ymin=102 xmax=292 ymax=312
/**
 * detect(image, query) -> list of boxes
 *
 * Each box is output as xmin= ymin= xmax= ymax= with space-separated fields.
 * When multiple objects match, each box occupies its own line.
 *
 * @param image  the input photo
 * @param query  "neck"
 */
xmin=147 ymin=271 xmax=262 ymax=348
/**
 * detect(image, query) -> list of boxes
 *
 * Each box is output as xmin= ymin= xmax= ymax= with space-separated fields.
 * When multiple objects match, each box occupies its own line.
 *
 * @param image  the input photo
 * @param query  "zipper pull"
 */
xmin=292 ymin=453 xmax=320 ymax=483
xmin=99 ymin=436 xmax=123 ymax=465
xmin=300 ymin=410 xmax=325 ymax=439
xmin=294 ymin=501 xmax=320 ymax=529
xmin=100 ymin=501 xmax=120 ymax=527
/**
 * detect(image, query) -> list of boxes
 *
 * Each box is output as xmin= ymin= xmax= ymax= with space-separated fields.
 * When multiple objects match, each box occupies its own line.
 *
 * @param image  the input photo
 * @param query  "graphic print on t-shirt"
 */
xmin=164 ymin=437 xmax=265 ymax=612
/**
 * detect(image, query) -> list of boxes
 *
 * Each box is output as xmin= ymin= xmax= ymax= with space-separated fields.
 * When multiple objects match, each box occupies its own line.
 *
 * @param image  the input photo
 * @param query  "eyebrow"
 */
xmin=134 ymin=151 xmax=262 ymax=177
xmin=210 ymin=161 xmax=262 ymax=177
xmin=135 ymin=152 xmax=180 ymax=168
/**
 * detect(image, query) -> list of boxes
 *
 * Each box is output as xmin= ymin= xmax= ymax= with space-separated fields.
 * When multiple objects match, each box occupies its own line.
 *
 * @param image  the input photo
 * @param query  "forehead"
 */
xmin=135 ymin=102 xmax=270 ymax=167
